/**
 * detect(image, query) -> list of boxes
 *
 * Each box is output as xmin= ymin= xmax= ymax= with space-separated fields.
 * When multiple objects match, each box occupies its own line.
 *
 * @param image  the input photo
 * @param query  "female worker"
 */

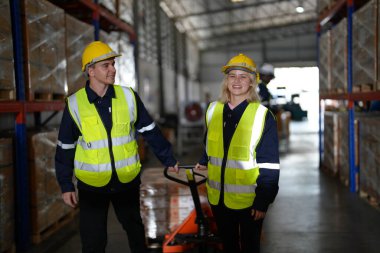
xmin=195 ymin=53 xmax=280 ymax=253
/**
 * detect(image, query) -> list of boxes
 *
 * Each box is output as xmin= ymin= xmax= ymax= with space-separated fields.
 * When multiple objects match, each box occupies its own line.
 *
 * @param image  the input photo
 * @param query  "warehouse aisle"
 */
xmin=28 ymin=120 xmax=380 ymax=253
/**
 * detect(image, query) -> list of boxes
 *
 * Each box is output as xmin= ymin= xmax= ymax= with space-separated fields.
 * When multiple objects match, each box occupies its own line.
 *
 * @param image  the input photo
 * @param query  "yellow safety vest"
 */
xmin=67 ymin=85 xmax=141 ymax=187
xmin=205 ymin=101 xmax=268 ymax=209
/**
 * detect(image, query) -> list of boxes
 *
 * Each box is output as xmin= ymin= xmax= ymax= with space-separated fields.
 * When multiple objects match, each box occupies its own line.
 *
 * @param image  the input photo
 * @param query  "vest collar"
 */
xmin=85 ymin=81 xmax=116 ymax=104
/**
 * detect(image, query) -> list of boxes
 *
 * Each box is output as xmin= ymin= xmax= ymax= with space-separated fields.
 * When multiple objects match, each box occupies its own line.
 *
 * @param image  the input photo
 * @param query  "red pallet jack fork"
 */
xmin=163 ymin=165 xmax=222 ymax=253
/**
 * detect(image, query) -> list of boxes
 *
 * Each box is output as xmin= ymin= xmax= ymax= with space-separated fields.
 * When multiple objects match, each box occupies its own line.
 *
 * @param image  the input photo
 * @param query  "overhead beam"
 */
xmin=172 ymin=0 xmax=294 ymax=20
xmin=200 ymin=20 xmax=316 ymax=50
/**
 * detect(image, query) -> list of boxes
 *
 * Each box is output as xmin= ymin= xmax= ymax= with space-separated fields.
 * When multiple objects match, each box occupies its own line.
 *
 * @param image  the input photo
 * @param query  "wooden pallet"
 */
xmin=27 ymin=91 xmax=66 ymax=101
xmin=0 ymin=89 xmax=16 ymax=101
xmin=31 ymin=209 xmax=78 ymax=245
xmin=352 ymin=83 xmax=374 ymax=93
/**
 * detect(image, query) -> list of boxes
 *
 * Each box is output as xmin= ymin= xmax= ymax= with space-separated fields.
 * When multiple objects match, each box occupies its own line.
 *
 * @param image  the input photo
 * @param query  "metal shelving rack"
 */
xmin=317 ymin=0 xmax=380 ymax=193
xmin=3 ymin=0 xmax=136 ymax=250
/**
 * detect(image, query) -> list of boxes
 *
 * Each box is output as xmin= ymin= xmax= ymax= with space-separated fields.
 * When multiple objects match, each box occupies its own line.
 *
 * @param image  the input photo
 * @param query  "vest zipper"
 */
xmin=94 ymin=106 xmax=117 ymax=176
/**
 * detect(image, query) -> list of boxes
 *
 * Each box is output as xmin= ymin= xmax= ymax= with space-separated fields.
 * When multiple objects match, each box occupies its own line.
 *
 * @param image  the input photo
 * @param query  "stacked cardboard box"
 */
xmin=0 ymin=137 xmax=15 ymax=252
xmin=331 ymin=18 xmax=347 ymax=94
xmin=65 ymin=14 xmax=94 ymax=95
xmin=28 ymin=130 xmax=73 ymax=244
xmin=24 ymin=0 xmax=67 ymax=100
xmin=0 ymin=0 xmax=15 ymax=100
xmin=140 ymin=168 xmax=207 ymax=242
xmin=323 ymin=111 xmax=339 ymax=175
xmin=352 ymin=0 xmax=377 ymax=92
xmin=359 ymin=116 xmax=380 ymax=203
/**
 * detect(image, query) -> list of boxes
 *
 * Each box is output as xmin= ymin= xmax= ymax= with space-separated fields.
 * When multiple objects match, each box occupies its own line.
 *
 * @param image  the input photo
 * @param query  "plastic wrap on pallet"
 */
xmin=331 ymin=18 xmax=347 ymax=93
xmin=24 ymin=0 xmax=68 ymax=99
xmin=28 ymin=130 xmax=72 ymax=239
xmin=0 ymin=165 xmax=15 ymax=252
xmin=119 ymin=0 xmax=133 ymax=25
xmin=140 ymin=168 xmax=207 ymax=240
xmin=323 ymin=111 xmax=339 ymax=175
xmin=98 ymin=0 xmax=133 ymax=25
xmin=319 ymin=30 xmax=331 ymax=95
xmin=0 ymin=0 xmax=16 ymax=99
xmin=65 ymin=14 xmax=94 ymax=95
xmin=352 ymin=0 xmax=377 ymax=91
xmin=359 ymin=115 xmax=380 ymax=203
xmin=0 ymin=138 xmax=13 ymax=166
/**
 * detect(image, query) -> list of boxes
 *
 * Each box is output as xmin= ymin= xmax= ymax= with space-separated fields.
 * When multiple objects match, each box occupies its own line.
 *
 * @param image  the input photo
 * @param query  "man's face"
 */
xmin=88 ymin=58 xmax=116 ymax=85
xmin=260 ymin=74 xmax=274 ymax=84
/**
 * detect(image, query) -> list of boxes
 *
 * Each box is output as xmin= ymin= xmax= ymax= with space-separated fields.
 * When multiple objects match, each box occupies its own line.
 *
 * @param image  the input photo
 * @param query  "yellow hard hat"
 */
xmin=221 ymin=53 xmax=259 ymax=82
xmin=221 ymin=53 xmax=257 ymax=74
xmin=81 ymin=41 xmax=121 ymax=72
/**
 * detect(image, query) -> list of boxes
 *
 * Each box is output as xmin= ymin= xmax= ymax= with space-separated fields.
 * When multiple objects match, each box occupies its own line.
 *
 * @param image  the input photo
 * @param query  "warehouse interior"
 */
xmin=0 ymin=0 xmax=380 ymax=252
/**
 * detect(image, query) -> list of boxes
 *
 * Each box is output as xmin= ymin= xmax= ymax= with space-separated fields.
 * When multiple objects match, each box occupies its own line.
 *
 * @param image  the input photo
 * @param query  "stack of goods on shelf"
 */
xmin=140 ymin=168 xmax=207 ymax=246
xmin=323 ymin=111 xmax=339 ymax=175
xmin=100 ymin=31 xmax=136 ymax=88
xmin=23 ymin=0 xmax=68 ymax=101
xmin=331 ymin=18 xmax=347 ymax=94
xmin=28 ymin=130 xmax=75 ymax=244
xmin=98 ymin=0 xmax=134 ymax=24
xmin=318 ymin=29 xmax=331 ymax=96
xmin=359 ymin=115 xmax=380 ymax=205
xmin=0 ymin=0 xmax=15 ymax=101
xmin=0 ymin=137 xmax=15 ymax=252
xmin=352 ymin=0 xmax=377 ymax=92
xmin=65 ymin=14 xmax=94 ymax=95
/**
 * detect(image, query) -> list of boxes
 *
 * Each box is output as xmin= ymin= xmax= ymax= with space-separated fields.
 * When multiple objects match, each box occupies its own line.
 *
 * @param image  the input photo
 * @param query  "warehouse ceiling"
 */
xmin=160 ymin=0 xmax=317 ymax=50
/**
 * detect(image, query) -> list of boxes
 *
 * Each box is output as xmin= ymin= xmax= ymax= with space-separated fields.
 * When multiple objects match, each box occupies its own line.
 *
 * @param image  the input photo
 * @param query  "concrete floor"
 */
xmin=27 ymin=120 xmax=380 ymax=253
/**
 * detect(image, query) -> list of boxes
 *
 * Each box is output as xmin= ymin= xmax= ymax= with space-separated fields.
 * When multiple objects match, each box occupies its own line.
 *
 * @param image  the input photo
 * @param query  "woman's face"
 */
xmin=226 ymin=69 xmax=252 ymax=99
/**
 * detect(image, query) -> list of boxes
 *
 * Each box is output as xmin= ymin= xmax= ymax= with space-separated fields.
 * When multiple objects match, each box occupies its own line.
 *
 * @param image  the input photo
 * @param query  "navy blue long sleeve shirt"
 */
xmin=199 ymin=100 xmax=279 ymax=212
xmin=55 ymin=83 xmax=177 ymax=193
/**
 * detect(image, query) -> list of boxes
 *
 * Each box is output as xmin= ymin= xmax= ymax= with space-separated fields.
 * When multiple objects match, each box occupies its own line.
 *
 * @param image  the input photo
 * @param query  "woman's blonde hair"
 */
xmin=218 ymin=72 xmax=261 ymax=103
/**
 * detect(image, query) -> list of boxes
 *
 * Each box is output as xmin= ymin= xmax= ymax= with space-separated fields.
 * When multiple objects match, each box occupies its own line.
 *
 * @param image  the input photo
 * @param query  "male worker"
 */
xmin=258 ymin=63 xmax=276 ymax=112
xmin=55 ymin=41 xmax=179 ymax=253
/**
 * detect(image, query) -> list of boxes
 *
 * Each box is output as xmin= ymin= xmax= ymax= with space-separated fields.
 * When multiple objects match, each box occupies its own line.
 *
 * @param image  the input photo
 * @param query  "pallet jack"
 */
xmin=162 ymin=165 xmax=222 ymax=253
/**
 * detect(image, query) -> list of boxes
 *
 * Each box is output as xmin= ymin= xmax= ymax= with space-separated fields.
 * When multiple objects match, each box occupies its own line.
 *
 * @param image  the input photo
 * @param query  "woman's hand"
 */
xmin=194 ymin=163 xmax=207 ymax=171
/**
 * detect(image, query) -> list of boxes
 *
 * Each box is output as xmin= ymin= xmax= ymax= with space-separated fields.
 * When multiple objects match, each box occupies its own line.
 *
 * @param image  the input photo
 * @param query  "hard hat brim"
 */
xmin=82 ymin=52 xmax=121 ymax=72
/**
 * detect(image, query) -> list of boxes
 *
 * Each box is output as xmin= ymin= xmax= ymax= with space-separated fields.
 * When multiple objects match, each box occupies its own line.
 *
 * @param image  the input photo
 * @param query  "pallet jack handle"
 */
xmin=164 ymin=165 xmax=208 ymax=237
xmin=164 ymin=165 xmax=207 ymax=186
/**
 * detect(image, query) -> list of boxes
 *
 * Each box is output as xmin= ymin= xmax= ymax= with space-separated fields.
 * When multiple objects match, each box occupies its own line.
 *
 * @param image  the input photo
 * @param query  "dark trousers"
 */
xmin=211 ymin=204 xmax=263 ymax=253
xmin=78 ymin=188 xmax=147 ymax=253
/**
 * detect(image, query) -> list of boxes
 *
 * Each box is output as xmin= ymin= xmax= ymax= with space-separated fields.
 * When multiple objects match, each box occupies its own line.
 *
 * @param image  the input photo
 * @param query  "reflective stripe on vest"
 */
xmin=206 ymin=101 xmax=267 ymax=209
xmin=67 ymin=85 xmax=141 ymax=187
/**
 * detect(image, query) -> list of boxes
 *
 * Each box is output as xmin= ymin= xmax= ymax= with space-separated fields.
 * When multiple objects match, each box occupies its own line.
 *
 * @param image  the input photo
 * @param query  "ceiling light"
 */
xmin=296 ymin=6 xmax=304 ymax=13
xmin=230 ymin=0 xmax=245 ymax=3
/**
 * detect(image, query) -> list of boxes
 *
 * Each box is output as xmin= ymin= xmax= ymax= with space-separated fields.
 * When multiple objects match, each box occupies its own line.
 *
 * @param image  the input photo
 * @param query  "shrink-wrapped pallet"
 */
xmin=319 ymin=31 xmax=331 ymax=95
xmin=24 ymin=0 xmax=67 ymax=100
xmin=359 ymin=116 xmax=380 ymax=203
xmin=352 ymin=0 xmax=377 ymax=92
xmin=323 ymin=111 xmax=339 ymax=175
xmin=0 ymin=137 xmax=14 ymax=252
xmin=0 ymin=0 xmax=15 ymax=100
xmin=140 ymin=168 xmax=207 ymax=242
xmin=331 ymin=18 xmax=347 ymax=93
xmin=28 ymin=130 xmax=73 ymax=244
xmin=65 ymin=14 xmax=94 ymax=95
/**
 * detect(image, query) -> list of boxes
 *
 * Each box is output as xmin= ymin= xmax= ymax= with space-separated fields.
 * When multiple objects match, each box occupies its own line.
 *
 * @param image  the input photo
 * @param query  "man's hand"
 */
xmin=62 ymin=192 xmax=78 ymax=208
xmin=194 ymin=163 xmax=207 ymax=171
xmin=167 ymin=162 xmax=180 ymax=173
xmin=251 ymin=209 xmax=266 ymax=221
